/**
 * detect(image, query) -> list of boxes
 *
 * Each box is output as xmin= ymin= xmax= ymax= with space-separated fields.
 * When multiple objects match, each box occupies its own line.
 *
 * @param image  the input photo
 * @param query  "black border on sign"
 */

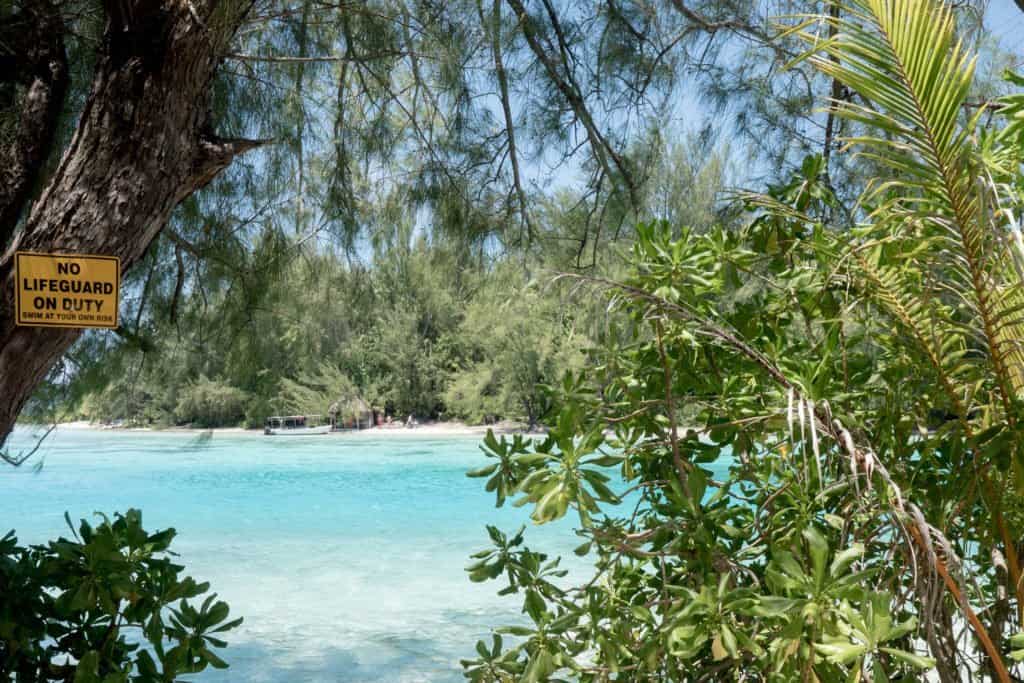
xmin=15 ymin=251 xmax=121 ymax=329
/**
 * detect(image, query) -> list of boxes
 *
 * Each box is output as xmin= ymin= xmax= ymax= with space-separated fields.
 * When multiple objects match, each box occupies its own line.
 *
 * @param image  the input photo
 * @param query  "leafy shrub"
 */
xmin=445 ymin=275 xmax=587 ymax=427
xmin=444 ymin=364 xmax=504 ymax=423
xmin=243 ymin=394 xmax=276 ymax=429
xmin=173 ymin=376 xmax=249 ymax=427
xmin=277 ymin=364 xmax=359 ymax=417
xmin=463 ymin=0 xmax=1024 ymax=677
xmin=0 ymin=510 xmax=242 ymax=681
xmin=72 ymin=377 xmax=171 ymax=426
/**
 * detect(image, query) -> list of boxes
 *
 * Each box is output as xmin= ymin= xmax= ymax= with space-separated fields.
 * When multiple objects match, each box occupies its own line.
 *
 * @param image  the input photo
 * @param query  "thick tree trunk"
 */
xmin=0 ymin=0 xmax=261 ymax=451
xmin=0 ymin=0 xmax=69 ymax=246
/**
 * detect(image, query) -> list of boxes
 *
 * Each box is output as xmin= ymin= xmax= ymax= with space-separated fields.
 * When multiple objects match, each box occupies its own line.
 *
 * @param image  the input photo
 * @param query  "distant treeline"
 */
xmin=32 ymin=238 xmax=604 ymax=429
xmin=24 ymin=134 xmax=735 ymax=430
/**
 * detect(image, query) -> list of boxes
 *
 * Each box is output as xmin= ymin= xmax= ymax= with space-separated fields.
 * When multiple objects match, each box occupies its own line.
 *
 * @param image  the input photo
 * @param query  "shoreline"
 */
xmin=41 ymin=420 xmax=546 ymax=439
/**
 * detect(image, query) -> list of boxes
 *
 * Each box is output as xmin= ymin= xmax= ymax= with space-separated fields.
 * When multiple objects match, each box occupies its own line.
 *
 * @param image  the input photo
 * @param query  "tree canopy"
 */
xmin=3 ymin=0 xmax=1013 ymax=442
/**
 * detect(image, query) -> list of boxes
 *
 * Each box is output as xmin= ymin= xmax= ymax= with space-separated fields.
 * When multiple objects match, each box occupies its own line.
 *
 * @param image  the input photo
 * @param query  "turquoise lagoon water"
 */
xmin=0 ymin=427 xmax=588 ymax=682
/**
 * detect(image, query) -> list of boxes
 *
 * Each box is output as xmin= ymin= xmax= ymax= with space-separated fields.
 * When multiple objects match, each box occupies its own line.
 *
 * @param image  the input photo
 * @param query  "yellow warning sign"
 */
xmin=15 ymin=252 xmax=120 ymax=328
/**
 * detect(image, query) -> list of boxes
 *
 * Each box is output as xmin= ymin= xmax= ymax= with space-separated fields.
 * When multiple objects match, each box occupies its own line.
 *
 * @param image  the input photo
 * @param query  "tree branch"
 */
xmin=505 ymin=0 xmax=640 ymax=212
xmin=477 ymin=0 xmax=536 ymax=243
xmin=185 ymin=135 xmax=272 ymax=199
xmin=224 ymin=51 xmax=420 ymax=64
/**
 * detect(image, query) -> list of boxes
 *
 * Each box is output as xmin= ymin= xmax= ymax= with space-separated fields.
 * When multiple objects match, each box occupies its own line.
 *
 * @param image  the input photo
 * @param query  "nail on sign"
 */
xmin=15 ymin=252 xmax=120 ymax=329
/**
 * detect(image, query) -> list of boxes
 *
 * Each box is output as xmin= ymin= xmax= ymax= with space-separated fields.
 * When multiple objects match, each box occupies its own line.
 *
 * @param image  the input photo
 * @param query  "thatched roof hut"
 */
xmin=330 ymin=396 xmax=373 ymax=430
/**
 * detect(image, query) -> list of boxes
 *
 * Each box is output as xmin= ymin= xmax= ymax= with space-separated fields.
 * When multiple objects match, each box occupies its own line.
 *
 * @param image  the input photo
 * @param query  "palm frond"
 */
xmin=850 ymin=246 xmax=973 ymax=421
xmin=793 ymin=0 xmax=978 ymax=213
xmin=795 ymin=0 xmax=1024 ymax=420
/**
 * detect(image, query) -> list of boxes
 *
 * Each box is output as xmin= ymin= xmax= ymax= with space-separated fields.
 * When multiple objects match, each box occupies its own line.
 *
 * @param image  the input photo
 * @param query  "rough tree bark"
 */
xmin=0 ymin=0 xmax=262 ymax=451
xmin=0 ymin=0 xmax=69 ymax=246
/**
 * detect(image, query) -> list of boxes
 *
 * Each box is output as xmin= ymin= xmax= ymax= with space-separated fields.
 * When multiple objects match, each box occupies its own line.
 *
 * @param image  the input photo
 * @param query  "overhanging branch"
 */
xmin=224 ymin=50 xmax=423 ymax=63
xmin=185 ymin=135 xmax=273 ymax=199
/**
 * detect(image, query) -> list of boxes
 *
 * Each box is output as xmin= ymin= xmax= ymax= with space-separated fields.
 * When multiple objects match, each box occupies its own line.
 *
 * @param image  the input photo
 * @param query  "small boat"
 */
xmin=264 ymin=414 xmax=331 ymax=436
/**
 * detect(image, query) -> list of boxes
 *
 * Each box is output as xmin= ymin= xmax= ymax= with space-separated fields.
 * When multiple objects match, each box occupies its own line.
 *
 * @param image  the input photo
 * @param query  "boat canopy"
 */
xmin=265 ymin=414 xmax=324 ymax=428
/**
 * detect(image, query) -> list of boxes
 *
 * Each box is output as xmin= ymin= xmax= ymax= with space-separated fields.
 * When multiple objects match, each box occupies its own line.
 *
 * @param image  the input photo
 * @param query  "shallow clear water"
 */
xmin=0 ymin=427 xmax=587 ymax=682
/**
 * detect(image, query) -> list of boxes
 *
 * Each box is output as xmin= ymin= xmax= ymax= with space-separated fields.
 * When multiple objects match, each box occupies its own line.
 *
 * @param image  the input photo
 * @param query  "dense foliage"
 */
xmin=11 ymin=0 xmax=1009 ymax=436
xmin=3 ymin=0 xmax=1023 ymax=677
xmin=45 ymin=242 xmax=597 ymax=428
xmin=0 ymin=510 xmax=242 ymax=681
xmin=463 ymin=0 xmax=1024 ymax=680
xmin=16 ymin=0 xmax=1004 ymax=433
xmin=26 ymin=132 xmax=736 ymax=430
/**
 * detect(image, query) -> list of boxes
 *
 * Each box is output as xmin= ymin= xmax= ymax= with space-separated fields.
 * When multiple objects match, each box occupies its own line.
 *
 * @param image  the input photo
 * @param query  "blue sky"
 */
xmin=987 ymin=0 xmax=1024 ymax=63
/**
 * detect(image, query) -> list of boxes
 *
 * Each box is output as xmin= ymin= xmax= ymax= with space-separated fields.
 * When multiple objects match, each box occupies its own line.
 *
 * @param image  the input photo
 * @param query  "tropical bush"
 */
xmin=0 ymin=510 xmax=242 ymax=681
xmin=173 ymin=376 xmax=250 ymax=428
xmin=463 ymin=0 xmax=1024 ymax=680
xmin=446 ymin=273 xmax=589 ymax=427
xmin=72 ymin=372 xmax=175 ymax=427
xmin=277 ymin=365 xmax=360 ymax=416
xmin=243 ymin=394 xmax=277 ymax=430
xmin=445 ymin=364 xmax=506 ymax=424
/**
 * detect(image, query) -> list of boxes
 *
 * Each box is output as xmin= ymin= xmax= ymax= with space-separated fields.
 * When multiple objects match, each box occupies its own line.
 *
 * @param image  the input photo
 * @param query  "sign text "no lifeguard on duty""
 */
xmin=15 ymin=252 xmax=120 ymax=329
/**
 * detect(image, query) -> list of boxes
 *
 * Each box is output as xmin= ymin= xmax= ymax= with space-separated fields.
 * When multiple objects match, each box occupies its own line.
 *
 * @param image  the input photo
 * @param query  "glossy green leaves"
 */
xmin=0 ymin=510 xmax=241 ymax=681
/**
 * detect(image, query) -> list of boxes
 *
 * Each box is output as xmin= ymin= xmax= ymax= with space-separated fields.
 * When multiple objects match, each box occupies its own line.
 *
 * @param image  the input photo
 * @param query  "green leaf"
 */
xmin=829 ymin=543 xmax=864 ymax=578
xmin=466 ymin=464 xmax=498 ymax=478
xmin=802 ymin=526 xmax=829 ymax=588
xmin=585 ymin=455 xmax=623 ymax=467
xmin=751 ymin=596 xmax=801 ymax=618
xmin=815 ymin=640 xmax=868 ymax=665
xmin=205 ymin=600 xmax=230 ymax=627
xmin=524 ymin=589 xmax=546 ymax=622
xmin=202 ymin=647 xmax=230 ymax=669
xmin=73 ymin=651 xmax=101 ymax=683
xmin=720 ymin=624 xmax=739 ymax=658
xmin=879 ymin=647 xmax=935 ymax=670
xmin=685 ymin=467 xmax=707 ymax=505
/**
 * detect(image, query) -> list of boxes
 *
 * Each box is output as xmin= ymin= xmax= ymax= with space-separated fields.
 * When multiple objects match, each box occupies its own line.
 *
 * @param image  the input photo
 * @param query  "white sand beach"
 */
xmin=50 ymin=419 xmax=544 ymax=438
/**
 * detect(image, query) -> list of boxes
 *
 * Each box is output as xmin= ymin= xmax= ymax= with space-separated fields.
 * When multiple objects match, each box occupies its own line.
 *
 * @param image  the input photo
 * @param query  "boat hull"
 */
xmin=264 ymin=425 xmax=331 ymax=436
